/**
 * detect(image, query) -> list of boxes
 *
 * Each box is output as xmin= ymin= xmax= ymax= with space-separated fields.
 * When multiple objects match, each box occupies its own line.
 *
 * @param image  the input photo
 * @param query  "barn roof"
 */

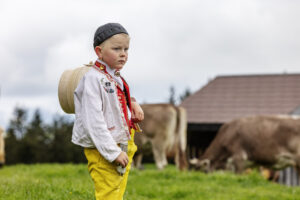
xmin=181 ymin=74 xmax=300 ymax=123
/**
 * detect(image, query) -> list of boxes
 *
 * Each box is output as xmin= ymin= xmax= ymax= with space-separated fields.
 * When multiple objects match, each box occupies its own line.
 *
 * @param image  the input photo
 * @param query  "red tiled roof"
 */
xmin=181 ymin=74 xmax=300 ymax=123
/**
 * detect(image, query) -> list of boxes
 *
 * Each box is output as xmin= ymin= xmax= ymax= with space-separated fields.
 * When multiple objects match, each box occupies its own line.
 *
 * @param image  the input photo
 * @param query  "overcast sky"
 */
xmin=1 ymin=0 xmax=300 ymax=129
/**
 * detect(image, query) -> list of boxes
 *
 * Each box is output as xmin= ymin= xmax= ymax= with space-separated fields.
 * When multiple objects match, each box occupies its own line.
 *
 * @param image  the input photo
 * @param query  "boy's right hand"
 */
xmin=115 ymin=151 xmax=129 ymax=168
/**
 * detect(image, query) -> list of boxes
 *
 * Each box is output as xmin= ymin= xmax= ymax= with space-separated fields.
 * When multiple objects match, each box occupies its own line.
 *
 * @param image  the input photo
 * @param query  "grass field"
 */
xmin=0 ymin=164 xmax=300 ymax=200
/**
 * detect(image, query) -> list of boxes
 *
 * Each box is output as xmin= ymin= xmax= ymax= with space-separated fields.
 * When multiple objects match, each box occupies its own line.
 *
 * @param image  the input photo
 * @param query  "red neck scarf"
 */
xmin=94 ymin=60 xmax=133 ymax=131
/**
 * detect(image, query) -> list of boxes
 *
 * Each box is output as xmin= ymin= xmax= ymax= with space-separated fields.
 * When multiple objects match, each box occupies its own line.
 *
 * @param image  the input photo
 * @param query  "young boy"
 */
xmin=72 ymin=23 xmax=144 ymax=200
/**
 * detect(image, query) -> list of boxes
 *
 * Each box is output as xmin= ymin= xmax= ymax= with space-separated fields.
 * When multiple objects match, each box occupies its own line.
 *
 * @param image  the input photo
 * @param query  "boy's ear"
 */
xmin=94 ymin=46 xmax=102 ymax=59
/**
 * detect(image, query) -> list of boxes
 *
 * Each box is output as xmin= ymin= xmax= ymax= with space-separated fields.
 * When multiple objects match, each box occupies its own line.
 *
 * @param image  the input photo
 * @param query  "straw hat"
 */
xmin=58 ymin=63 xmax=92 ymax=114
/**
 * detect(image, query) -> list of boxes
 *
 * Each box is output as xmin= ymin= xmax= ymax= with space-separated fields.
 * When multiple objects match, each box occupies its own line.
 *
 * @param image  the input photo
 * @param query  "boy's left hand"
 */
xmin=131 ymin=102 xmax=144 ymax=123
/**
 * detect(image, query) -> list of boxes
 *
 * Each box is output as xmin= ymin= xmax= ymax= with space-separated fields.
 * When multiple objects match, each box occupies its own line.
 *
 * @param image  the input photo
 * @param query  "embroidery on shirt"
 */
xmin=100 ymin=78 xmax=115 ymax=93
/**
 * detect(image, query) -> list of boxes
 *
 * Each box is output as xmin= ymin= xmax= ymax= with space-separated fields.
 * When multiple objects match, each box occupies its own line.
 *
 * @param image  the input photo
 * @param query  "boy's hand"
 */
xmin=115 ymin=151 xmax=129 ymax=168
xmin=131 ymin=102 xmax=144 ymax=123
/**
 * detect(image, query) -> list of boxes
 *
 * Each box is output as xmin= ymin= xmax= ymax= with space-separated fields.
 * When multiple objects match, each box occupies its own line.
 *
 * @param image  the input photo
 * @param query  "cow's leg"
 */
xmin=294 ymin=155 xmax=300 ymax=184
xmin=162 ymin=156 xmax=168 ymax=168
xmin=174 ymin=148 xmax=188 ymax=170
xmin=134 ymin=153 xmax=144 ymax=170
xmin=152 ymin=141 xmax=167 ymax=170
xmin=174 ymin=149 xmax=180 ymax=169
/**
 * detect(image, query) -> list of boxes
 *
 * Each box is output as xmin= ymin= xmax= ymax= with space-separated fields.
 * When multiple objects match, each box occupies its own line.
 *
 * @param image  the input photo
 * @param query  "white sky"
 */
xmin=1 ymin=0 xmax=300 ymax=129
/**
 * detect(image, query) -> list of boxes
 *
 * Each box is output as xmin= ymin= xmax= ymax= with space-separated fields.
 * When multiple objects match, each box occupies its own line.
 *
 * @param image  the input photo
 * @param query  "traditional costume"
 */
xmin=72 ymin=59 xmax=138 ymax=200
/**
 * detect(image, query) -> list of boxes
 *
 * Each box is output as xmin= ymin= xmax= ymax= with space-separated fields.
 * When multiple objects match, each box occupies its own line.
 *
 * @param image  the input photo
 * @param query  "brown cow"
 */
xmin=134 ymin=104 xmax=188 ymax=170
xmin=0 ymin=127 xmax=5 ymax=167
xmin=191 ymin=115 xmax=300 ymax=173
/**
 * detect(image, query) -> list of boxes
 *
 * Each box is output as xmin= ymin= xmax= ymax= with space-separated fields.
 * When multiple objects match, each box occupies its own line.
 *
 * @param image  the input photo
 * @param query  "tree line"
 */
xmin=5 ymin=108 xmax=86 ymax=164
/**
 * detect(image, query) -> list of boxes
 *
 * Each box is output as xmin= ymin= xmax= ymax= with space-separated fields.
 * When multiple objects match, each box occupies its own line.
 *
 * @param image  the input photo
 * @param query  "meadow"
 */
xmin=0 ymin=164 xmax=300 ymax=200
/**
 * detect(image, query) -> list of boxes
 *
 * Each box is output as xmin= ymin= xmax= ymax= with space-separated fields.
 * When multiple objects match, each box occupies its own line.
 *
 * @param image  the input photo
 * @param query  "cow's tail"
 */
xmin=175 ymin=106 xmax=188 ymax=170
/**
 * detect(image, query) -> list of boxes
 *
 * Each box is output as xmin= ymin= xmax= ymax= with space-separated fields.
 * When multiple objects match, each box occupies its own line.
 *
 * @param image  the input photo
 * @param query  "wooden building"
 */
xmin=181 ymin=74 xmax=300 ymax=185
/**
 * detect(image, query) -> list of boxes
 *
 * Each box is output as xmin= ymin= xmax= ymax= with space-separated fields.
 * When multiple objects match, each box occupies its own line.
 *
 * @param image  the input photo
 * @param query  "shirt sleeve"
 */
xmin=81 ymin=75 xmax=121 ymax=162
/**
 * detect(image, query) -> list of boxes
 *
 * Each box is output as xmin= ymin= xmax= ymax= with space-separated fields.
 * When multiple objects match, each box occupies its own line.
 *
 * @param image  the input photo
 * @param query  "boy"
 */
xmin=72 ymin=23 xmax=144 ymax=200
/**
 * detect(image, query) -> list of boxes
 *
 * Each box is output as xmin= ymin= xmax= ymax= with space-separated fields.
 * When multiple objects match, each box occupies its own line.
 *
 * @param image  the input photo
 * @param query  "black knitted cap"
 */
xmin=93 ymin=23 xmax=128 ymax=48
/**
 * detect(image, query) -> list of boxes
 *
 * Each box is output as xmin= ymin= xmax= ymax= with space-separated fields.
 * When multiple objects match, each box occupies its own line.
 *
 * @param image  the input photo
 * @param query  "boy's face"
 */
xmin=95 ymin=34 xmax=130 ymax=70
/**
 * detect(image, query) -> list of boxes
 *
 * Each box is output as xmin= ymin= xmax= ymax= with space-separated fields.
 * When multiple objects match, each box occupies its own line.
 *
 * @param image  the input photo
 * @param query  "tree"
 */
xmin=7 ymin=107 xmax=27 ymax=139
xmin=20 ymin=109 xmax=49 ymax=163
xmin=5 ymin=107 xmax=28 ymax=164
xmin=169 ymin=86 xmax=176 ymax=105
xmin=179 ymin=87 xmax=191 ymax=103
xmin=168 ymin=86 xmax=192 ymax=105
xmin=48 ymin=116 xmax=86 ymax=163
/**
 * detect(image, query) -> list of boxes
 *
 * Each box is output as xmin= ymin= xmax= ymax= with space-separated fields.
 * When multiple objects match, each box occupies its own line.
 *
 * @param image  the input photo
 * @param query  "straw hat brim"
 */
xmin=58 ymin=67 xmax=91 ymax=114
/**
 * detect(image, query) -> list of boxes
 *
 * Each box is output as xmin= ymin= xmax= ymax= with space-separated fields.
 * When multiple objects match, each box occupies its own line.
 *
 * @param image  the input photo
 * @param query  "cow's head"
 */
xmin=189 ymin=158 xmax=211 ymax=173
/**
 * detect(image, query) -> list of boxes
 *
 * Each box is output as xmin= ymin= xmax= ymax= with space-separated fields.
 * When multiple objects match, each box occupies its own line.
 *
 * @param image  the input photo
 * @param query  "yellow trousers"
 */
xmin=84 ymin=130 xmax=137 ymax=200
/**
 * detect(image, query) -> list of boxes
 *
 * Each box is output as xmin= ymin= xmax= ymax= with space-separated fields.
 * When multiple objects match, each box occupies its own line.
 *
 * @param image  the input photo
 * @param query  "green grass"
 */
xmin=0 ymin=164 xmax=300 ymax=200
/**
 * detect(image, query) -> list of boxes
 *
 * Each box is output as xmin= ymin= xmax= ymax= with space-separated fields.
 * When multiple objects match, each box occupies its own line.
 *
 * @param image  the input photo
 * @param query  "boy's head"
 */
xmin=94 ymin=23 xmax=130 ymax=70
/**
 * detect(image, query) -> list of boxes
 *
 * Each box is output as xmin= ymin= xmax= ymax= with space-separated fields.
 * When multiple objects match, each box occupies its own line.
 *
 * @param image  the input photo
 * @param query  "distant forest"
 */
xmin=5 ymin=107 xmax=86 ymax=164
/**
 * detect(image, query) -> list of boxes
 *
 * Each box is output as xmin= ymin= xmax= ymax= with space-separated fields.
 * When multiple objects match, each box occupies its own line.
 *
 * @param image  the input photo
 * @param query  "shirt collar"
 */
xmin=96 ymin=59 xmax=123 ymax=89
